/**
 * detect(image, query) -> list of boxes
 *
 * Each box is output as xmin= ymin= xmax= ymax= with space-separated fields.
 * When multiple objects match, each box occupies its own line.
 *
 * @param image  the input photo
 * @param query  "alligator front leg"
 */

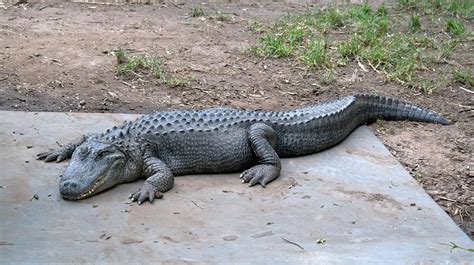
xmin=37 ymin=136 xmax=86 ymax=162
xmin=240 ymin=123 xmax=282 ymax=187
xmin=129 ymin=150 xmax=174 ymax=205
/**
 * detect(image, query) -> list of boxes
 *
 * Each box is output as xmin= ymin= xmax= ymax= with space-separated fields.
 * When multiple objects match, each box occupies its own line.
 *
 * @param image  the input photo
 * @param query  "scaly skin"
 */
xmin=38 ymin=94 xmax=449 ymax=204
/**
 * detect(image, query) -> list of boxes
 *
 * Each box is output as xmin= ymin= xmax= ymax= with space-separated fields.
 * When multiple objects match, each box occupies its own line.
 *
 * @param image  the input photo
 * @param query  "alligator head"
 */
xmin=59 ymin=141 xmax=140 ymax=200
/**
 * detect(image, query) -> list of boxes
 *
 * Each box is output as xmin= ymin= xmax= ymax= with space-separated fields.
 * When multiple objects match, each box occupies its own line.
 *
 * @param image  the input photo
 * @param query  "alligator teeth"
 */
xmin=72 ymin=176 xmax=106 ymax=200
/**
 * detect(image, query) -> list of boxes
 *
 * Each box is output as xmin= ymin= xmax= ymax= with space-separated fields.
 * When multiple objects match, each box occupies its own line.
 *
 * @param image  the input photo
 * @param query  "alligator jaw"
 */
xmin=62 ymin=175 xmax=107 ymax=200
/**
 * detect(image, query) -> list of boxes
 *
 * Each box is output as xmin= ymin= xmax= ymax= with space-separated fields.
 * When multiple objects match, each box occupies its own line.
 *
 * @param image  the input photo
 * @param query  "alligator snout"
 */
xmin=59 ymin=180 xmax=80 ymax=199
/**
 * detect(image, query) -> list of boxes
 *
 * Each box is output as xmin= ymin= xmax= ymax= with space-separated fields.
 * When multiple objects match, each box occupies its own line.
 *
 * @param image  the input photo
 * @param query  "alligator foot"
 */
xmin=37 ymin=150 xmax=70 ymax=162
xmin=240 ymin=164 xmax=280 ymax=188
xmin=37 ymin=136 xmax=86 ymax=162
xmin=129 ymin=180 xmax=164 ymax=205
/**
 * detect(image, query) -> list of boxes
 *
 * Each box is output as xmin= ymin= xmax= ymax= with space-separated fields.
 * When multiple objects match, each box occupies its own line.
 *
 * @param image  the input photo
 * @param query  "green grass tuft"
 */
xmin=113 ymin=50 xmax=195 ymax=87
xmin=114 ymin=49 xmax=128 ymax=64
xmin=397 ymin=0 xmax=422 ymax=10
xmin=445 ymin=18 xmax=465 ymax=35
xmin=215 ymin=12 xmax=231 ymax=23
xmin=190 ymin=5 xmax=205 ymax=17
xmin=301 ymin=39 xmax=329 ymax=69
xmin=321 ymin=8 xmax=346 ymax=29
xmin=437 ymin=39 xmax=458 ymax=61
xmin=398 ymin=0 xmax=473 ymax=19
xmin=409 ymin=13 xmax=421 ymax=32
xmin=453 ymin=68 xmax=474 ymax=87
xmin=250 ymin=35 xmax=294 ymax=58
xmin=115 ymin=51 xmax=164 ymax=79
xmin=163 ymin=76 xmax=192 ymax=88
xmin=446 ymin=0 xmax=474 ymax=18
xmin=377 ymin=4 xmax=388 ymax=16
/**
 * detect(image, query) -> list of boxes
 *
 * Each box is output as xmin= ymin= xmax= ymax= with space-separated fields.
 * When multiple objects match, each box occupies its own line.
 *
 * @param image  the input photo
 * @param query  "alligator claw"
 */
xmin=129 ymin=182 xmax=163 ymax=205
xmin=37 ymin=150 xmax=68 ymax=163
xmin=240 ymin=165 xmax=280 ymax=188
xmin=37 ymin=151 xmax=54 ymax=161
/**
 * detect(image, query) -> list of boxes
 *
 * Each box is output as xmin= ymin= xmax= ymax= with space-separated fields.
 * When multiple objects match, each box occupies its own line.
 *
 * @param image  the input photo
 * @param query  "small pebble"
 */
xmin=223 ymin=235 xmax=238 ymax=241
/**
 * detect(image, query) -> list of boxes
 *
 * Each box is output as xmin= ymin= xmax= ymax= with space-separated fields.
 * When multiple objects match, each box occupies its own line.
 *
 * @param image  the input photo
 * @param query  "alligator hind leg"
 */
xmin=240 ymin=123 xmax=281 ymax=187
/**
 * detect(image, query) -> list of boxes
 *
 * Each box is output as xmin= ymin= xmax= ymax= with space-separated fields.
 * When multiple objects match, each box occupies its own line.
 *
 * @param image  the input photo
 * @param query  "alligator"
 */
xmin=38 ymin=94 xmax=449 ymax=204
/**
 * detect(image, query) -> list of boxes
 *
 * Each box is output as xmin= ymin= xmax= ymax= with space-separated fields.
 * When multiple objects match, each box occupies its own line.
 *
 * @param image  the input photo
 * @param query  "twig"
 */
xmin=368 ymin=62 xmax=381 ymax=74
xmin=356 ymin=59 xmax=368 ymax=72
xmin=130 ymin=71 xmax=143 ymax=78
xmin=440 ymin=242 xmax=474 ymax=253
xmin=121 ymin=81 xmax=133 ymax=87
xmin=438 ymin=196 xmax=458 ymax=203
xmin=395 ymin=78 xmax=408 ymax=86
xmin=177 ymin=195 xmax=204 ymax=209
xmin=281 ymin=237 xmax=304 ymax=250
xmin=458 ymin=108 xmax=474 ymax=113
xmin=39 ymin=4 xmax=52 ymax=11
xmin=29 ymin=193 xmax=39 ymax=201
xmin=459 ymin=86 xmax=474 ymax=94
xmin=190 ymin=200 xmax=203 ymax=209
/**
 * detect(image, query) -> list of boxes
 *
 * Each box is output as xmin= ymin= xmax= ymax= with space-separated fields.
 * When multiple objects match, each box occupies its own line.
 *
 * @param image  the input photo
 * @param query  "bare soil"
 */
xmin=0 ymin=1 xmax=472 ymax=238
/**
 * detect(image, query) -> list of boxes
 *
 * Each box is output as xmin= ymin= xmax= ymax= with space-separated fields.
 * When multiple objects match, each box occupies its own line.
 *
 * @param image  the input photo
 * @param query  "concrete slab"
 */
xmin=0 ymin=111 xmax=472 ymax=264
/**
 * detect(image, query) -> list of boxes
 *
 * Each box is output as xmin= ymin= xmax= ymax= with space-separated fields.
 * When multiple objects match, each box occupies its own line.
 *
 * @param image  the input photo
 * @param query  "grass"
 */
xmin=409 ymin=13 xmax=421 ymax=32
xmin=114 ymin=49 xmax=193 ymax=88
xmin=398 ymin=0 xmax=474 ymax=19
xmin=192 ymin=7 xmax=234 ymax=23
xmin=190 ymin=5 xmax=205 ymax=17
xmin=249 ymin=35 xmax=293 ymax=58
xmin=437 ymin=39 xmax=458 ymax=61
xmin=453 ymin=68 xmax=474 ymax=87
xmin=115 ymin=49 xmax=128 ymax=64
xmin=446 ymin=18 xmax=465 ymax=35
xmin=163 ymin=76 xmax=193 ymax=88
xmin=248 ymin=1 xmax=471 ymax=93
xmin=191 ymin=6 xmax=234 ymax=24
xmin=215 ymin=12 xmax=231 ymax=23
xmin=320 ymin=8 xmax=346 ymax=30
xmin=248 ymin=21 xmax=266 ymax=33
xmin=115 ymin=50 xmax=164 ymax=79
xmin=301 ymin=39 xmax=329 ymax=69
xmin=412 ymin=172 xmax=424 ymax=181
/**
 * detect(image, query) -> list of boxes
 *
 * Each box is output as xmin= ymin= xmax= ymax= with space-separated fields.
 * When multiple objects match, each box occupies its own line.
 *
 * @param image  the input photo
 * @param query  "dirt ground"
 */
xmin=0 ymin=0 xmax=472 ymax=238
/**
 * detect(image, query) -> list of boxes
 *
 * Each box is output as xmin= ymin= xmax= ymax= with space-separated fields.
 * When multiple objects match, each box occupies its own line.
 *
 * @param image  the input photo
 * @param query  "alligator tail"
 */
xmin=354 ymin=94 xmax=449 ymax=125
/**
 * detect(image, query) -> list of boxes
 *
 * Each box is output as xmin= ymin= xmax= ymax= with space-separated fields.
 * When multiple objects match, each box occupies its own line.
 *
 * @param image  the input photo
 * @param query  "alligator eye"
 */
xmin=96 ymin=150 xmax=110 ymax=160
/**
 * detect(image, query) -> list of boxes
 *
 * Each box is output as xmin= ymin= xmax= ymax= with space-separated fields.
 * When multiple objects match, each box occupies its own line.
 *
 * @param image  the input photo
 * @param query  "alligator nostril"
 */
xmin=60 ymin=180 xmax=80 ymax=198
xmin=62 ymin=181 xmax=77 ymax=189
